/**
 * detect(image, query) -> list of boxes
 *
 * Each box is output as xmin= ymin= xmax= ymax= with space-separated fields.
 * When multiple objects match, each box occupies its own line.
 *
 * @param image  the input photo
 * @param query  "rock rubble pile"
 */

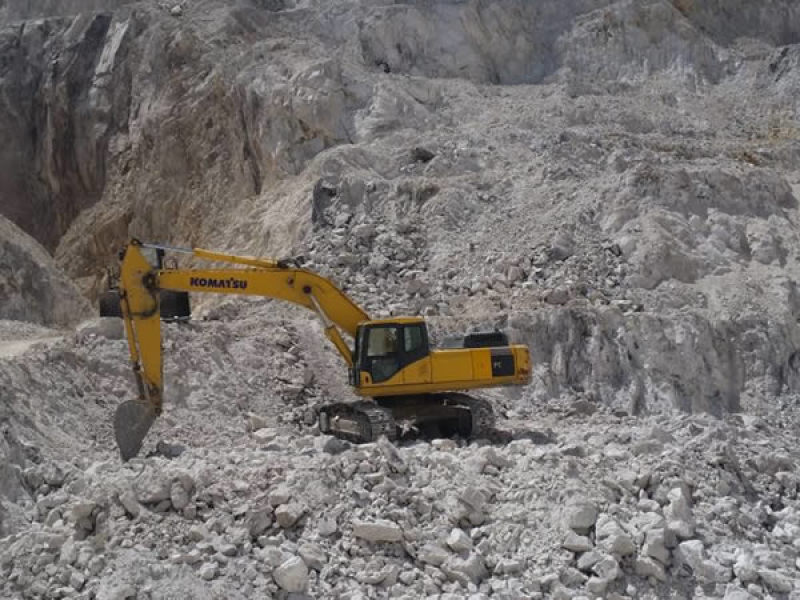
xmin=2 ymin=325 xmax=800 ymax=599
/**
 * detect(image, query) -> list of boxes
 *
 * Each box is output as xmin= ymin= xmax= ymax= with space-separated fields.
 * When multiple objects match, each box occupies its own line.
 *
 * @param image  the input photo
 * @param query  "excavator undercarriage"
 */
xmin=319 ymin=393 xmax=496 ymax=444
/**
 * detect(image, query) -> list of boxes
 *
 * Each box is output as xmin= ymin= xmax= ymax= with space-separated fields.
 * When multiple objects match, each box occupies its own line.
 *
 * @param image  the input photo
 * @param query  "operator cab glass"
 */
xmin=353 ymin=322 xmax=430 ymax=384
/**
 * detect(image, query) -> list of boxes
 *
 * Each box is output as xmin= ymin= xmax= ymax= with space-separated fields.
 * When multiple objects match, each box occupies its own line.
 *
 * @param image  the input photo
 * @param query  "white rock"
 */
xmin=70 ymin=570 xmax=86 ymax=590
xmin=733 ymin=552 xmax=758 ymax=583
xmin=70 ymin=499 xmax=96 ymax=521
xmin=353 ymin=223 xmax=376 ymax=239
xmin=252 ymin=428 xmax=276 ymax=444
xmin=273 ymin=556 xmax=308 ymax=592
xmin=442 ymin=552 xmax=488 ymax=585
xmin=758 ymin=569 xmax=792 ymax=593
xmin=334 ymin=212 xmax=351 ymax=227
xmin=665 ymin=487 xmax=695 ymax=539
xmin=59 ymin=540 xmax=77 ymax=565
xmin=560 ymin=566 xmax=588 ymax=587
xmin=377 ymin=436 xmax=407 ymax=473
xmin=479 ymin=446 xmax=513 ymax=469
xmin=634 ymin=556 xmax=666 ymax=581
xmin=299 ymin=542 xmax=326 ymax=571
xmin=418 ymin=544 xmax=450 ymax=566
xmin=318 ymin=516 xmax=337 ymax=536
xmin=586 ymin=576 xmax=609 ymax=594
xmin=246 ymin=507 xmax=272 ymax=537
xmin=188 ymin=524 xmax=210 ymax=542
xmin=565 ymin=502 xmax=599 ymax=534
xmin=275 ymin=503 xmax=305 ymax=528
xmin=198 ymin=562 xmax=217 ymax=581
xmin=134 ymin=470 xmax=171 ymax=504
xmin=88 ymin=556 xmax=105 ymax=575
xmin=667 ymin=518 xmax=694 ymax=540
xmin=496 ymin=558 xmax=523 ymax=574
xmin=170 ymin=481 xmax=190 ymax=511
xmin=446 ymin=528 xmax=473 ymax=553
xmin=577 ymin=550 xmax=602 ymax=571
xmin=352 ymin=519 xmax=403 ymax=542
xmin=596 ymin=515 xmax=635 ymax=556
xmin=701 ymin=560 xmax=732 ymax=584
xmin=592 ymin=555 xmax=620 ymax=580
xmin=95 ymin=583 xmax=137 ymax=600
xmin=675 ymin=539 xmax=705 ymax=574
xmin=258 ymin=547 xmax=286 ymax=568
xmin=247 ymin=413 xmax=269 ymax=431
xmin=562 ymin=531 xmax=593 ymax=553
xmin=268 ymin=485 xmax=292 ymax=507
xmin=642 ymin=528 xmax=670 ymax=564
xmin=600 ymin=533 xmax=635 ymax=556
xmin=507 ymin=266 xmax=524 ymax=284
xmin=460 ymin=487 xmax=489 ymax=511
xmin=723 ymin=588 xmax=755 ymax=600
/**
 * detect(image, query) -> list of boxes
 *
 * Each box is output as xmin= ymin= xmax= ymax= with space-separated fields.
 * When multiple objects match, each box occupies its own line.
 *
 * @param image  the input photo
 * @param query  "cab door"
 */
xmin=401 ymin=324 xmax=432 ymax=385
xmin=355 ymin=323 xmax=431 ymax=387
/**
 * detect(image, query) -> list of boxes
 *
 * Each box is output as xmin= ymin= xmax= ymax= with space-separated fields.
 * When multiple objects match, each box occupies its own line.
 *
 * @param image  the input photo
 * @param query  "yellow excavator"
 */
xmin=103 ymin=239 xmax=530 ymax=460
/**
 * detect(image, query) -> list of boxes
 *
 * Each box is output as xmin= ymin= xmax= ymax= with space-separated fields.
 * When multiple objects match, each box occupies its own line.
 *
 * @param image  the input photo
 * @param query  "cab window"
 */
xmin=404 ymin=325 xmax=424 ymax=353
xmin=367 ymin=327 xmax=399 ymax=357
xmin=366 ymin=326 xmax=401 ymax=383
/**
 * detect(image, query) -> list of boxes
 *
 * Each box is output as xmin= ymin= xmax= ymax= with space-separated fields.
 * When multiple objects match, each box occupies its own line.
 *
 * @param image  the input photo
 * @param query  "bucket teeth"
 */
xmin=114 ymin=400 xmax=158 ymax=461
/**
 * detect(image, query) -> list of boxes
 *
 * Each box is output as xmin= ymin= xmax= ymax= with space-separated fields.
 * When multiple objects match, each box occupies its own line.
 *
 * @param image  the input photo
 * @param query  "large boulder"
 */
xmin=0 ymin=216 xmax=89 ymax=326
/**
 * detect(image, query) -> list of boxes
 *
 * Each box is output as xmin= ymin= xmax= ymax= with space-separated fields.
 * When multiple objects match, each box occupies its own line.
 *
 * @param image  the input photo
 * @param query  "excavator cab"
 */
xmin=351 ymin=319 xmax=430 ymax=385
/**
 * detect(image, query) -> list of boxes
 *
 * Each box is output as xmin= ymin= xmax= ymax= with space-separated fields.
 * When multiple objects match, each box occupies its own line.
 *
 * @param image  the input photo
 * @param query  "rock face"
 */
xmin=0 ymin=10 xmax=132 ymax=253
xmin=2 ymin=1 xmax=138 ymax=21
xmin=0 ymin=215 xmax=89 ymax=326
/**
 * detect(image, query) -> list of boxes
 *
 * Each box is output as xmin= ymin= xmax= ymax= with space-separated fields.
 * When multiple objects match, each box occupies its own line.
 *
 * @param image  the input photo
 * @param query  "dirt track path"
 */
xmin=0 ymin=336 xmax=63 ymax=358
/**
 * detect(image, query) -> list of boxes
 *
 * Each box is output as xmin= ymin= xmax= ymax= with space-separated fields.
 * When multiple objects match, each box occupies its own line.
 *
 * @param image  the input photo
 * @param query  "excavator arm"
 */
xmin=115 ymin=239 xmax=369 ymax=460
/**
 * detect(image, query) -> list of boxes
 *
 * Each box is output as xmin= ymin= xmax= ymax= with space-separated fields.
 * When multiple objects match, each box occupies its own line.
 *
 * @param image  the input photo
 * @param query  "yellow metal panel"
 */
xmin=356 ymin=344 xmax=531 ymax=397
xmin=514 ymin=346 xmax=531 ymax=375
xmin=402 ymin=357 xmax=432 ymax=385
xmin=471 ymin=348 xmax=492 ymax=380
xmin=430 ymin=349 xmax=475 ymax=382
xmin=357 ymin=375 xmax=523 ymax=397
xmin=365 ymin=316 xmax=426 ymax=325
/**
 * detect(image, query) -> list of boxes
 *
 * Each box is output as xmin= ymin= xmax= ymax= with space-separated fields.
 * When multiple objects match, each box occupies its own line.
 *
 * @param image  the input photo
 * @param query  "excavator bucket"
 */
xmin=114 ymin=400 xmax=158 ymax=461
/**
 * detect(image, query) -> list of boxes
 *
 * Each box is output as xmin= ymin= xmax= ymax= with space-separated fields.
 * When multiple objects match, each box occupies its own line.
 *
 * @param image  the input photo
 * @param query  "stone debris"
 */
xmin=273 ymin=556 xmax=308 ymax=592
xmin=352 ymin=519 xmax=404 ymax=543
xmin=275 ymin=502 xmax=306 ymax=528
xmin=446 ymin=528 xmax=473 ymax=553
xmin=564 ymin=502 xmax=599 ymax=534
xmin=562 ymin=531 xmax=592 ymax=553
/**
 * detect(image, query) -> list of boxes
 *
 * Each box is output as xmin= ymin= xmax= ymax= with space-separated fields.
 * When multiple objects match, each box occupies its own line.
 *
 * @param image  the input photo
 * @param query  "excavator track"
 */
xmin=441 ymin=393 xmax=496 ymax=439
xmin=319 ymin=393 xmax=498 ymax=444
xmin=319 ymin=401 xmax=397 ymax=443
